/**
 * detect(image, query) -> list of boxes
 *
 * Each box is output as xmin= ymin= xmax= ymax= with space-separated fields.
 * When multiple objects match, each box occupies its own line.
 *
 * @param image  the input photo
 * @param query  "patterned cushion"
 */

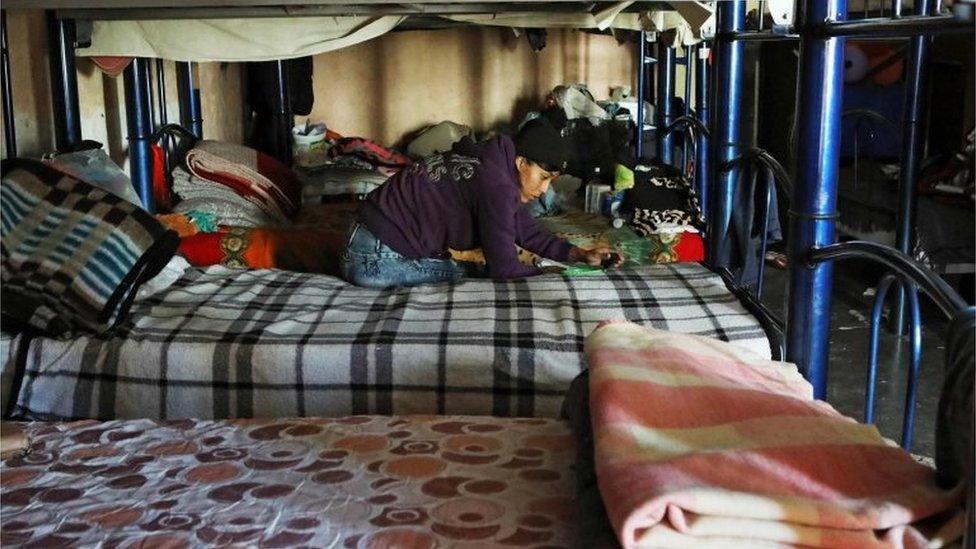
xmin=1 ymin=159 xmax=179 ymax=335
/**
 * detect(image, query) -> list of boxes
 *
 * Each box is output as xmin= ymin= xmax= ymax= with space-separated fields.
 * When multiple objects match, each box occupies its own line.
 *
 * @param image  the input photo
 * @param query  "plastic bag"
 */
xmin=47 ymin=148 xmax=143 ymax=207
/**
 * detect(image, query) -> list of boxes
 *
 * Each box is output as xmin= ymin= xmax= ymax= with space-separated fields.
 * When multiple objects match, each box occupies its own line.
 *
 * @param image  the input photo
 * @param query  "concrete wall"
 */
xmin=306 ymin=27 xmax=640 ymax=145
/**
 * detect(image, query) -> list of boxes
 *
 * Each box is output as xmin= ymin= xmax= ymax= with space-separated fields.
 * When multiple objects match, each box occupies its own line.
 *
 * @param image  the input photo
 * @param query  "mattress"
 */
xmin=5 ymin=263 xmax=770 ymax=421
xmin=0 ymin=416 xmax=579 ymax=548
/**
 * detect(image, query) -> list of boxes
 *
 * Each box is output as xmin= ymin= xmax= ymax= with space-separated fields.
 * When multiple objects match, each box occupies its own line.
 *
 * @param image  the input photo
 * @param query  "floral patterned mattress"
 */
xmin=1 ymin=416 xmax=579 ymax=548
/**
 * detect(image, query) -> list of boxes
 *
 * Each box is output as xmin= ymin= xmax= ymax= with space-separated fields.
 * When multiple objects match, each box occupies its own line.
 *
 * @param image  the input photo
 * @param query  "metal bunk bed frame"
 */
xmin=0 ymin=0 xmax=973 ymax=451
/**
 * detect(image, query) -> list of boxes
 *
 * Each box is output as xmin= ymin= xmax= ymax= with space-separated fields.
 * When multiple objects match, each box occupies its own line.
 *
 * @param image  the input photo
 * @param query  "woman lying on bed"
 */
xmin=341 ymin=121 xmax=624 ymax=288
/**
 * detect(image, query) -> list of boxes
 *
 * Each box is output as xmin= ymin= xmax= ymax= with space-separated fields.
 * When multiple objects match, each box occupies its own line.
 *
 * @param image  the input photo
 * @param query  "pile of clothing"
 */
xmin=299 ymin=132 xmax=416 ymax=205
xmin=171 ymin=140 xmax=302 ymax=227
xmin=615 ymin=162 xmax=706 ymax=263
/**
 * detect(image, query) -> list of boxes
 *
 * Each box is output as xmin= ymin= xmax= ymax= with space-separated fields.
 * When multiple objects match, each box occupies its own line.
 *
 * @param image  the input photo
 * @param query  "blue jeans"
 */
xmin=340 ymin=222 xmax=467 ymax=288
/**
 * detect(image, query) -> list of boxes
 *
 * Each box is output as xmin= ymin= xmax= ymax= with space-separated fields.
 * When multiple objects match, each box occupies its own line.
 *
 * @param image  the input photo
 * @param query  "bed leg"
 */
xmin=123 ymin=58 xmax=155 ymax=212
xmin=176 ymin=62 xmax=203 ymax=139
xmin=694 ymin=43 xmax=710 ymax=220
xmin=706 ymin=0 xmax=745 ymax=269
xmin=635 ymin=30 xmax=648 ymax=161
xmin=2 ymin=10 xmax=15 ymax=159
xmin=656 ymin=41 xmax=676 ymax=167
xmin=891 ymin=0 xmax=935 ymax=336
xmin=46 ymin=11 xmax=81 ymax=152
xmin=901 ymin=282 xmax=923 ymax=450
xmin=785 ymin=0 xmax=847 ymax=399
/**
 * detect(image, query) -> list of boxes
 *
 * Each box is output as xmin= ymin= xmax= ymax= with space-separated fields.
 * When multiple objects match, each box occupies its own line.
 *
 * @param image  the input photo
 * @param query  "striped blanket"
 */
xmin=6 ymin=263 xmax=769 ymax=421
xmin=1 ymin=159 xmax=178 ymax=336
xmin=185 ymin=141 xmax=303 ymax=223
xmin=585 ymin=321 xmax=964 ymax=548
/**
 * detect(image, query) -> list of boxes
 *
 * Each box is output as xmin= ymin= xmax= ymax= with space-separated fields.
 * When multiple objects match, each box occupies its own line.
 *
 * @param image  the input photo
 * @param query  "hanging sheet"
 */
xmin=73 ymin=3 xmax=711 ymax=62
xmin=75 ymin=16 xmax=406 ymax=62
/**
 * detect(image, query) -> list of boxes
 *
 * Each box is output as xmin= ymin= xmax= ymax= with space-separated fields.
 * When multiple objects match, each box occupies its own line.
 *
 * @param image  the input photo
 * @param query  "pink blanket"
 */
xmin=585 ymin=321 xmax=964 ymax=548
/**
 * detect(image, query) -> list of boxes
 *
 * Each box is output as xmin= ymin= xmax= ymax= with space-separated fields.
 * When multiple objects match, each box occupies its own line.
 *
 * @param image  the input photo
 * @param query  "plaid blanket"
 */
xmin=7 ymin=263 xmax=770 ymax=421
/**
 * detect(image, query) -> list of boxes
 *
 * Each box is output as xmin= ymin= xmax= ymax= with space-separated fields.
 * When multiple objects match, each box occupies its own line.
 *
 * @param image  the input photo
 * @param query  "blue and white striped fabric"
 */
xmin=1 ymin=159 xmax=178 ymax=335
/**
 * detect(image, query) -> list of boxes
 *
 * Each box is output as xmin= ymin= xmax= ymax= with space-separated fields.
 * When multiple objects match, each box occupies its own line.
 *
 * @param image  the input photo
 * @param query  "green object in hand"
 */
xmin=562 ymin=265 xmax=605 ymax=276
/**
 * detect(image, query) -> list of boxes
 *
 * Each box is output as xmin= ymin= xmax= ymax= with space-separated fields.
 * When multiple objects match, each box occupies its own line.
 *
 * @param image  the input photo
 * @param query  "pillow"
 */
xmin=1 ymin=159 xmax=179 ymax=335
xmin=406 ymin=121 xmax=473 ymax=159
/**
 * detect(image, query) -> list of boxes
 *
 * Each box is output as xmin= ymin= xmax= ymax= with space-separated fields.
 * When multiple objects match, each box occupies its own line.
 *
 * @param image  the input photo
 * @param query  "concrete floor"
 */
xmin=760 ymin=258 xmax=948 ymax=458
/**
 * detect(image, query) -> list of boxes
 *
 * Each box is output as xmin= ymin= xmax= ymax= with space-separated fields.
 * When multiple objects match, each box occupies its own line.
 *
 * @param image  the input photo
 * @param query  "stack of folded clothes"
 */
xmin=171 ymin=140 xmax=303 ymax=227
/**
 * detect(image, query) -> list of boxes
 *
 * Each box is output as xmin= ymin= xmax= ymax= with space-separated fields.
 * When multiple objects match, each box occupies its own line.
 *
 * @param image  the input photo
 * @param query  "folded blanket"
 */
xmin=184 ymin=140 xmax=303 ymax=222
xmin=171 ymin=167 xmax=279 ymax=227
xmin=1 ymin=159 xmax=178 ymax=335
xmin=585 ymin=321 xmax=964 ymax=548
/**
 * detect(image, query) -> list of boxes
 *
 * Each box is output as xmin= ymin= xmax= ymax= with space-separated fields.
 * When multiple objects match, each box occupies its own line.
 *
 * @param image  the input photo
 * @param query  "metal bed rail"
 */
xmin=807 ymin=241 xmax=970 ymax=450
xmin=705 ymin=1 xmax=972 ymax=465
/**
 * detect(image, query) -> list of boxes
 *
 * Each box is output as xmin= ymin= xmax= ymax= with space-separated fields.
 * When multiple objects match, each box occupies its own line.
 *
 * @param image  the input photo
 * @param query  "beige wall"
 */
xmin=308 ymin=27 xmax=640 ymax=145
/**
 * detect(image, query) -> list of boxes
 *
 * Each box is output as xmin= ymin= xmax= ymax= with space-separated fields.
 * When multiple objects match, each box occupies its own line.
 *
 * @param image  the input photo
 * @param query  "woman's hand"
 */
xmin=568 ymin=246 xmax=625 ymax=267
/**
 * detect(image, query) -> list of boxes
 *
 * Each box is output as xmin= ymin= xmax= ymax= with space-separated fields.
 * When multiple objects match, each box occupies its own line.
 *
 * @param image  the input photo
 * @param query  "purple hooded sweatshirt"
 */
xmin=358 ymin=135 xmax=573 ymax=278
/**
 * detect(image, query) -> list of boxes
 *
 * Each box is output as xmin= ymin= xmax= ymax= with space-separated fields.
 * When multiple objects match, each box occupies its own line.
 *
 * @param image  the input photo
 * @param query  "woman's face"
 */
xmin=515 ymin=156 xmax=561 ymax=203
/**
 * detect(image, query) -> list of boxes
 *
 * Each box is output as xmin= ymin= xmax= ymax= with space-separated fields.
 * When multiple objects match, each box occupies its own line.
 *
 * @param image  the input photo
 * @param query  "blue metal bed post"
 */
xmin=682 ymin=44 xmax=694 ymax=172
xmin=2 ymin=10 xmax=15 ymax=158
xmin=695 ymin=43 xmax=710 ymax=220
xmin=123 ymin=58 xmax=155 ymax=212
xmin=786 ymin=0 xmax=847 ymax=398
xmin=176 ymin=62 xmax=203 ymax=138
xmin=655 ymin=41 xmax=676 ymax=167
xmin=46 ymin=12 xmax=81 ymax=151
xmin=706 ymin=1 xmax=746 ymax=268
xmin=635 ymin=30 xmax=647 ymax=160
xmin=890 ymin=0 xmax=935 ymax=335
xmin=274 ymin=60 xmax=293 ymax=166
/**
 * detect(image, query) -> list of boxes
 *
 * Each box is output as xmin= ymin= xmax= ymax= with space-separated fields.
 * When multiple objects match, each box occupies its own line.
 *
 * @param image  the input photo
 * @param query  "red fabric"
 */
xmin=90 ymin=56 xmax=133 ymax=77
xmin=177 ymin=225 xmax=345 ymax=275
xmin=151 ymin=144 xmax=172 ymax=211
xmin=329 ymin=137 xmax=412 ymax=168
xmin=673 ymin=232 xmax=705 ymax=262
xmin=178 ymin=230 xmax=229 ymax=266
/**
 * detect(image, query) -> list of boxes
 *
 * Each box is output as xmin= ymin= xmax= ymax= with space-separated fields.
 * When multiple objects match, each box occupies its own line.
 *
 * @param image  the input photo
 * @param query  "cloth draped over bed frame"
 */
xmin=75 ymin=16 xmax=407 ymax=62
xmin=73 ymin=4 xmax=710 ymax=61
